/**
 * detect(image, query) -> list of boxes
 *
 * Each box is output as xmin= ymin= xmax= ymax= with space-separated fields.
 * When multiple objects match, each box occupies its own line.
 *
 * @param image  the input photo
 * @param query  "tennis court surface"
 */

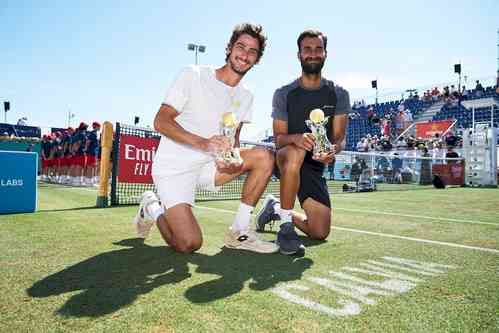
xmin=1 ymin=183 xmax=498 ymax=332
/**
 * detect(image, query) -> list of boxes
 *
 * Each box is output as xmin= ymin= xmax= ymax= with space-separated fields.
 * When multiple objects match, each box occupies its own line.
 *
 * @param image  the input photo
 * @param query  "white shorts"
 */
xmin=152 ymin=160 xmax=220 ymax=209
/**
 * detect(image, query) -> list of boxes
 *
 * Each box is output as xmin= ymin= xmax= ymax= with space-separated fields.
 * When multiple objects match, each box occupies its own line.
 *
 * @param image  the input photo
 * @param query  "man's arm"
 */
xmin=273 ymin=119 xmax=315 ymax=151
xmin=331 ymin=114 xmax=348 ymax=154
xmin=153 ymin=104 xmax=228 ymax=153
xmin=234 ymin=123 xmax=243 ymax=148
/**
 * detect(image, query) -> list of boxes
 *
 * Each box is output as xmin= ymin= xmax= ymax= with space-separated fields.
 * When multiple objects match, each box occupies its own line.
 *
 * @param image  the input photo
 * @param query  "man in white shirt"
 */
xmin=133 ymin=23 xmax=278 ymax=254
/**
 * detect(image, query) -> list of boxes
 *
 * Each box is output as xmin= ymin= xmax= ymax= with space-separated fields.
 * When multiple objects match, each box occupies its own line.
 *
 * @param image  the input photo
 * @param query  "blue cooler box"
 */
xmin=0 ymin=150 xmax=38 ymax=214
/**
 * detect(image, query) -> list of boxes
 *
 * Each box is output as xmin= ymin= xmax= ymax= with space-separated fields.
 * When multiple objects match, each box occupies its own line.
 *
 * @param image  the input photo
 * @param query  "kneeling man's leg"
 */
xmin=298 ymin=198 xmax=331 ymax=240
xmin=157 ymin=204 xmax=202 ymax=253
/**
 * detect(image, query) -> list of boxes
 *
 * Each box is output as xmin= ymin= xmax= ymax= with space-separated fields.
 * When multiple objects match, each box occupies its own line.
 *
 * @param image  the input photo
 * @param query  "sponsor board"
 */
xmin=117 ymin=134 xmax=159 ymax=184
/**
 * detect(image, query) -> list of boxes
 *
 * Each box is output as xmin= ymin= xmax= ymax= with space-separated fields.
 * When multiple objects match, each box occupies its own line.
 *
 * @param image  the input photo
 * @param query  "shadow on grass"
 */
xmin=27 ymin=238 xmax=313 ymax=318
xmin=37 ymin=206 xmax=101 ymax=213
xmin=36 ymin=205 xmax=129 ymax=213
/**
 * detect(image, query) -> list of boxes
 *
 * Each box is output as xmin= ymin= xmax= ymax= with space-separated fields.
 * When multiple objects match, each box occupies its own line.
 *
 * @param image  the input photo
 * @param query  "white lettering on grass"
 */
xmin=307 ymin=277 xmax=393 ymax=305
xmin=271 ymin=257 xmax=457 ymax=318
xmin=382 ymin=256 xmax=457 ymax=273
xmin=271 ymin=284 xmax=361 ymax=317
xmin=343 ymin=265 xmax=423 ymax=283
xmin=328 ymin=271 xmax=415 ymax=293
xmin=362 ymin=261 xmax=439 ymax=277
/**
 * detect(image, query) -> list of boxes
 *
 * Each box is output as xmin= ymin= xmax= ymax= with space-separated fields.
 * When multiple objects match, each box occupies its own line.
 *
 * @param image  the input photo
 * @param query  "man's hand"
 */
xmin=312 ymin=151 xmax=335 ymax=164
xmin=215 ymin=159 xmax=243 ymax=175
xmin=312 ymin=144 xmax=338 ymax=164
xmin=202 ymin=135 xmax=231 ymax=154
xmin=294 ymin=133 xmax=315 ymax=151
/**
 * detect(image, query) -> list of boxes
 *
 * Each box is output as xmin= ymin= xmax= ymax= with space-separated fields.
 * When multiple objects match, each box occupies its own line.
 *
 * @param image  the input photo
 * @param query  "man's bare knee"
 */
xmin=278 ymin=146 xmax=305 ymax=173
xmin=254 ymin=148 xmax=275 ymax=174
xmin=308 ymin=228 xmax=330 ymax=241
xmin=174 ymin=238 xmax=202 ymax=253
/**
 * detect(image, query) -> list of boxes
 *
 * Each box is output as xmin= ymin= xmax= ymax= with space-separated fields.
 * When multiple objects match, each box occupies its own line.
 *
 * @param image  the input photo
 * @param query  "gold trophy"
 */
xmin=217 ymin=112 xmax=243 ymax=164
xmin=305 ymin=108 xmax=332 ymax=157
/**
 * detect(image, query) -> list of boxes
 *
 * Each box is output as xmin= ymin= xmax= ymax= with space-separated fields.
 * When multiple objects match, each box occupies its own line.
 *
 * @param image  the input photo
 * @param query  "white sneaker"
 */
xmin=133 ymin=191 xmax=160 ymax=238
xmin=224 ymin=228 xmax=279 ymax=253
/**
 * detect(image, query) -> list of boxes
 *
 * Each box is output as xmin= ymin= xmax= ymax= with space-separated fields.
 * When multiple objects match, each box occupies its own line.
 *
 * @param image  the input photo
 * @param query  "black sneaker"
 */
xmin=276 ymin=222 xmax=305 ymax=256
xmin=255 ymin=194 xmax=281 ymax=232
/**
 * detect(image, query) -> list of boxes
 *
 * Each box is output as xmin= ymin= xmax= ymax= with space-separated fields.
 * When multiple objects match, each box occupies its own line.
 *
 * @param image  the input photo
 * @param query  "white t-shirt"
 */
xmin=154 ymin=65 xmax=254 ymax=168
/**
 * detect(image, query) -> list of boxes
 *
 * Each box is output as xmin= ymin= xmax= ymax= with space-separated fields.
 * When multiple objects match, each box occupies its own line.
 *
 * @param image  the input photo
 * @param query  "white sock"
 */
xmin=146 ymin=201 xmax=164 ymax=223
xmin=273 ymin=201 xmax=281 ymax=214
xmin=231 ymin=202 xmax=254 ymax=232
xmin=279 ymin=208 xmax=293 ymax=224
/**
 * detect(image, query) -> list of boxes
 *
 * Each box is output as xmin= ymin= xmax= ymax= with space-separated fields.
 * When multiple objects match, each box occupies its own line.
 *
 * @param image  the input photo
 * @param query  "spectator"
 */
xmin=397 ymin=103 xmax=405 ymax=113
xmin=367 ymin=106 xmax=375 ymax=125
xmin=351 ymin=157 xmax=362 ymax=184
xmin=461 ymin=85 xmax=468 ymax=98
xmin=445 ymin=146 xmax=459 ymax=159
xmin=356 ymin=139 xmax=363 ymax=151
xmin=395 ymin=136 xmax=407 ymax=150
xmin=443 ymin=86 xmax=450 ymax=99
xmin=382 ymin=118 xmax=391 ymax=138
xmin=431 ymin=87 xmax=441 ymax=101
xmin=380 ymin=136 xmax=392 ymax=151
xmin=445 ymin=132 xmax=458 ymax=147
xmin=17 ymin=117 xmax=28 ymax=126
xmin=475 ymin=80 xmax=484 ymax=97
xmin=391 ymin=153 xmax=403 ymax=183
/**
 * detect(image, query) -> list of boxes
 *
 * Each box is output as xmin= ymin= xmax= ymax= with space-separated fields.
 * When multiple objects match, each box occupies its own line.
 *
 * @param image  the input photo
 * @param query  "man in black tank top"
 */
xmin=256 ymin=29 xmax=350 ymax=255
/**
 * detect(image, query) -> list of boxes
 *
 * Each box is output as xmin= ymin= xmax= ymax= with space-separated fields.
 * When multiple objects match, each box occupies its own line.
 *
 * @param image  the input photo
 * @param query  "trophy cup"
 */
xmin=217 ymin=112 xmax=243 ymax=164
xmin=305 ymin=108 xmax=332 ymax=157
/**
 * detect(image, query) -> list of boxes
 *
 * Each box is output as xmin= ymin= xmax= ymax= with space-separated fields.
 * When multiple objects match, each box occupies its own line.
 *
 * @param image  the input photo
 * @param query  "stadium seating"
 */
xmin=432 ymin=87 xmax=499 ymax=129
xmin=347 ymin=98 xmax=432 ymax=151
xmin=347 ymin=85 xmax=498 ymax=151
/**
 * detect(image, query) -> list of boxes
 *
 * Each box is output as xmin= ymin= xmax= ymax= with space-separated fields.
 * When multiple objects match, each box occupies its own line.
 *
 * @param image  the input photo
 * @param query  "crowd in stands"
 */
xmin=40 ymin=122 xmax=101 ymax=187
xmin=354 ymin=131 xmax=462 ymax=157
xmin=350 ymin=81 xmax=498 ymax=152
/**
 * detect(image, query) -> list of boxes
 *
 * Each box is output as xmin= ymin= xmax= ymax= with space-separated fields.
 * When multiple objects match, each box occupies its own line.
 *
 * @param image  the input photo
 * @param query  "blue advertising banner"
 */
xmin=0 ymin=151 xmax=38 ymax=214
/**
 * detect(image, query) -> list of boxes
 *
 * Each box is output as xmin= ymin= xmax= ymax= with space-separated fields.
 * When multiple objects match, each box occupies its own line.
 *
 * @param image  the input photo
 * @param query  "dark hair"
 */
xmin=225 ymin=23 xmax=267 ymax=63
xmin=297 ymin=29 xmax=327 ymax=52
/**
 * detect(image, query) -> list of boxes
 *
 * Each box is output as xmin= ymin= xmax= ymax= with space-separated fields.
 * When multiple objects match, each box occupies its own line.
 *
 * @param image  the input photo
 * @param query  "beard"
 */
xmin=228 ymin=54 xmax=252 ymax=76
xmin=300 ymin=57 xmax=325 ymax=75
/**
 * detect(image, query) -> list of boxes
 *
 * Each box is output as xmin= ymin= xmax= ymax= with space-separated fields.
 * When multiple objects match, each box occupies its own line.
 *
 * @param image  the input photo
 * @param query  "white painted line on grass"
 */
xmin=194 ymin=205 xmax=499 ymax=255
xmin=335 ymin=207 xmax=498 ymax=226
xmin=333 ymin=226 xmax=499 ymax=254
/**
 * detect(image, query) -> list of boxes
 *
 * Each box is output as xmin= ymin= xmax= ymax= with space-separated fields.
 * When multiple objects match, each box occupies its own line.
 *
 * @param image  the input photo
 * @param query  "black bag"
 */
xmin=432 ymin=175 xmax=445 ymax=189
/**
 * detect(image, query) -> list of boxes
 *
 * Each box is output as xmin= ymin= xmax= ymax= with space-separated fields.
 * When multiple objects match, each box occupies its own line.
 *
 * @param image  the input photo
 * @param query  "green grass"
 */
xmin=1 ymin=183 xmax=498 ymax=332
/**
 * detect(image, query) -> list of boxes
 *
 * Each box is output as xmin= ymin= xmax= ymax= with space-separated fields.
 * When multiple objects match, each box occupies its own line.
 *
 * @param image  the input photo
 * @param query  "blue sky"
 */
xmin=1 ymin=0 xmax=498 ymax=139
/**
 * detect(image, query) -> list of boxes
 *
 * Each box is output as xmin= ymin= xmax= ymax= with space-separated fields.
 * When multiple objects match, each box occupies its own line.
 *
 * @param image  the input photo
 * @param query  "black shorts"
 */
xmin=274 ymin=158 xmax=331 ymax=209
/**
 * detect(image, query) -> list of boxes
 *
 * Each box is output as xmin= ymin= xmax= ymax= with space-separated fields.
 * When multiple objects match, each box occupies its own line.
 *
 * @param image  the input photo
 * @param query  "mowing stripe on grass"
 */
xmin=335 ymin=207 xmax=497 ymax=226
xmin=195 ymin=205 xmax=499 ymax=255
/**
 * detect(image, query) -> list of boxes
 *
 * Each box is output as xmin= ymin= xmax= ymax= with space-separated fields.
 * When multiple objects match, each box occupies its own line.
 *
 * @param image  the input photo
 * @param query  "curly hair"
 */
xmin=225 ymin=23 xmax=267 ymax=63
xmin=297 ymin=29 xmax=327 ymax=52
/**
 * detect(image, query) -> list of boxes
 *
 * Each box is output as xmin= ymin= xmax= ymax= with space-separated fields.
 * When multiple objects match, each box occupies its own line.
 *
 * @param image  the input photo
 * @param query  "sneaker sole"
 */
xmin=224 ymin=242 xmax=279 ymax=254
xmin=133 ymin=198 xmax=152 ymax=238
xmin=276 ymin=241 xmax=306 ymax=256
xmin=133 ymin=211 xmax=147 ymax=238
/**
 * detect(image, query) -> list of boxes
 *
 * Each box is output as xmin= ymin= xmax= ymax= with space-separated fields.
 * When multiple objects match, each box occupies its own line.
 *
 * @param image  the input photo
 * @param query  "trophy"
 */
xmin=216 ymin=112 xmax=243 ymax=164
xmin=305 ymin=108 xmax=333 ymax=157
